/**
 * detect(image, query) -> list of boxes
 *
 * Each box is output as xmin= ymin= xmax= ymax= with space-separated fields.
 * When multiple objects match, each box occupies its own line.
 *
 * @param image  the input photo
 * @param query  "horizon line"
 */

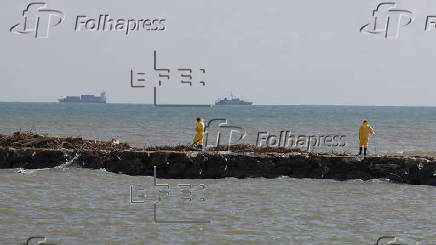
xmin=0 ymin=101 xmax=435 ymax=108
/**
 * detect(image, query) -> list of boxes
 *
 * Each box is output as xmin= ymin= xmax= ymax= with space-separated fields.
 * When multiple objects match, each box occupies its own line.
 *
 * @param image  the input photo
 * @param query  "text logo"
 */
xmin=131 ymin=50 xmax=209 ymax=108
xmin=256 ymin=131 xmax=346 ymax=151
xmin=361 ymin=2 xmax=414 ymax=39
xmin=204 ymin=119 xmax=246 ymax=147
xmin=10 ymin=2 xmax=64 ymax=39
xmin=130 ymin=166 xmax=210 ymax=224
xmin=373 ymin=236 xmax=413 ymax=245
xmin=23 ymin=236 xmax=58 ymax=245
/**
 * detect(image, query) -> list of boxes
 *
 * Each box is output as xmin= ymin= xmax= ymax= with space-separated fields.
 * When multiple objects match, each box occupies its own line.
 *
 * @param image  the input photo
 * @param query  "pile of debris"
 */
xmin=143 ymin=144 xmax=305 ymax=154
xmin=210 ymin=144 xmax=304 ymax=153
xmin=0 ymin=131 xmax=132 ymax=151
xmin=1 ymin=132 xmax=309 ymax=154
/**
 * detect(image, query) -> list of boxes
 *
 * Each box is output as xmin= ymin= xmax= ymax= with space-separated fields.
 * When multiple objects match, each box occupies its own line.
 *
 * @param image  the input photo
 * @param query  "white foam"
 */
xmin=55 ymin=152 xmax=81 ymax=169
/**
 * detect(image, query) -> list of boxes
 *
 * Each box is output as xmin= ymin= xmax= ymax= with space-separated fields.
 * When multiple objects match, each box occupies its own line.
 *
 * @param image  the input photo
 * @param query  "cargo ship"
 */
xmin=59 ymin=92 xmax=106 ymax=103
xmin=215 ymin=93 xmax=253 ymax=105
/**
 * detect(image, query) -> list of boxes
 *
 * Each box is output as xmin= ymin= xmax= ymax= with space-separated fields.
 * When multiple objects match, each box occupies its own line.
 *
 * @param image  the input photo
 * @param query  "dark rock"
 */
xmin=1 ymin=144 xmax=435 ymax=187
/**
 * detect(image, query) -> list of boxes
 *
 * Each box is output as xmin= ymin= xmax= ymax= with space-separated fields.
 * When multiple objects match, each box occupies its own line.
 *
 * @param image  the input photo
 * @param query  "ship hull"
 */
xmin=215 ymin=101 xmax=253 ymax=105
xmin=58 ymin=100 xmax=106 ymax=103
xmin=58 ymin=92 xmax=106 ymax=103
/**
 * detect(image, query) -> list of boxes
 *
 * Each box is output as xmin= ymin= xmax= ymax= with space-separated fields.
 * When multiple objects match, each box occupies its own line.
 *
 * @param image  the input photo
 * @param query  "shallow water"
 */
xmin=1 ymin=168 xmax=435 ymax=244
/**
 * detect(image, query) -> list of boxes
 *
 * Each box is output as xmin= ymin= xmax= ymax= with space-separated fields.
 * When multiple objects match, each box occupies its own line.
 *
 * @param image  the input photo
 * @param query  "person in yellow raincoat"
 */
xmin=193 ymin=118 xmax=205 ymax=149
xmin=359 ymin=120 xmax=375 ymax=156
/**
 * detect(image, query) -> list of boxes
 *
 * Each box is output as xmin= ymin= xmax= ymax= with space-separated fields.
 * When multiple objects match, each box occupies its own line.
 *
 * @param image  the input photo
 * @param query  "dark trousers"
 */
xmin=359 ymin=147 xmax=367 ymax=156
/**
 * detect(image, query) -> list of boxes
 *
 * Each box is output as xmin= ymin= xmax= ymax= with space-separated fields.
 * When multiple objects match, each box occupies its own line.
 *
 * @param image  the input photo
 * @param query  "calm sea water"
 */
xmin=1 ymin=103 xmax=436 ymax=244
xmin=0 ymin=168 xmax=435 ymax=244
xmin=0 ymin=102 xmax=435 ymax=155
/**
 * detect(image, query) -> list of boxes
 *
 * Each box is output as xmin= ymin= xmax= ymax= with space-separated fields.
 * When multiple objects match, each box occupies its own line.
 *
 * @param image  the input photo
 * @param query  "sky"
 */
xmin=1 ymin=0 xmax=435 ymax=106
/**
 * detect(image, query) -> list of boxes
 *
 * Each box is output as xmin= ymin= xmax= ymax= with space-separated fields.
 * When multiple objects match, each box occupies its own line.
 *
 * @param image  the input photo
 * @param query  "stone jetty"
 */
xmin=1 ymin=132 xmax=435 ymax=186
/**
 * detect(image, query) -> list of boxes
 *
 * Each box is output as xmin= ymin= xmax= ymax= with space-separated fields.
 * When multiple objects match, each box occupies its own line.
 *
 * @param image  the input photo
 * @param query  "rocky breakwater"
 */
xmin=0 ymin=132 xmax=435 ymax=186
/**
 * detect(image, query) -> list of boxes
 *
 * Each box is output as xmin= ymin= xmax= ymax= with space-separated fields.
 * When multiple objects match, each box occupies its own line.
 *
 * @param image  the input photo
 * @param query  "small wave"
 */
xmin=16 ymin=168 xmax=35 ymax=174
xmin=55 ymin=152 xmax=81 ymax=169
xmin=387 ymin=150 xmax=436 ymax=157
xmin=367 ymin=178 xmax=391 ymax=184
xmin=16 ymin=168 xmax=50 ymax=174
xmin=277 ymin=176 xmax=289 ymax=179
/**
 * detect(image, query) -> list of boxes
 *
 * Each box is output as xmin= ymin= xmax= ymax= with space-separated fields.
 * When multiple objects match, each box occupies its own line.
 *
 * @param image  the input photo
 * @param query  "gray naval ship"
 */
xmin=215 ymin=93 xmax=253 ymax=105
xmin=59 ymin=92 xmax=106 ymax=103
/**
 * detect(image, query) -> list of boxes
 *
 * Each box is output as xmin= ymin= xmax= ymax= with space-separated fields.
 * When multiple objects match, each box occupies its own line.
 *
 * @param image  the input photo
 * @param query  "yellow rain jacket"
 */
xmin=193 ymin=119 xmax=205 ymax=146
xmin=359 ymin=122 xmax=375 ymax=147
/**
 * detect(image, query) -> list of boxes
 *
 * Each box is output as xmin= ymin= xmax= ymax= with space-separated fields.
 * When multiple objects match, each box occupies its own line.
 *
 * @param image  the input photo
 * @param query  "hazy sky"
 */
xmin=1 ymin=0 xmax=435 ymax=106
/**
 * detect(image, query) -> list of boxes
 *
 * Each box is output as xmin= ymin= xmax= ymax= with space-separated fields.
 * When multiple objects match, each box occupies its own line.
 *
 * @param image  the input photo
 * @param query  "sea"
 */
xmin=0 ymin=103 xmax=435 ymax=244
xmin=1 ymin=103 xmax=436 ymax=155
